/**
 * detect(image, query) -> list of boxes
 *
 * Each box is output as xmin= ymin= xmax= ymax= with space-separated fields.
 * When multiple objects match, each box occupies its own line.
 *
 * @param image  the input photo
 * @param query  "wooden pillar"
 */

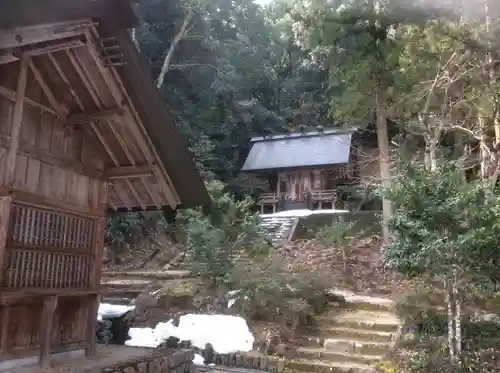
xmin=5 ymin=54 xmax=29 ymax=185
xmin=85 ymin=294 xmax=100 ymax=357
xmin=86 ymin=182 xmax=108 ymax=357
xmin=0 ymin=197 xmax=12 ymax=290
xmin=0 ymin=198 xmax=12 ymax=356
xmin=39 ymin=296 xmax=58 ymax=367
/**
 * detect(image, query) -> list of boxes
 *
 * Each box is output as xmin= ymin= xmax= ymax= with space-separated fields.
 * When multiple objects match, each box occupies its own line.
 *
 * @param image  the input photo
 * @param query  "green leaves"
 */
xmin=177 ymin=181 xmax=271 ymax=286
xmin=378 ymin=154 xmax=500 ymax=281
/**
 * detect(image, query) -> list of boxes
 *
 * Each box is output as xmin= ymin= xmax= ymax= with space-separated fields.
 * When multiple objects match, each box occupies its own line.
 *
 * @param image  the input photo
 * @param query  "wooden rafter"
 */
xmin=28 ymin=59 xmax=65 ymax=115
xmin=66 ymin=107 xmax=124 ymax=126
xmin=86 ymin=27 xmax=181 ymax=207
xmin=106 ymin=165 xmax=153 ymax=179
xmin=66 ymin=48 xmax=146 ymax=210
xmin=76 ymin=37 xmax=163 ymax=209
xmin=106 ymin=120 xmax=161 ymax=208
xmin=49 ymin=51 xmax=133 ymax=211
xmin=0 ymin=84 xmax=56 ymax=115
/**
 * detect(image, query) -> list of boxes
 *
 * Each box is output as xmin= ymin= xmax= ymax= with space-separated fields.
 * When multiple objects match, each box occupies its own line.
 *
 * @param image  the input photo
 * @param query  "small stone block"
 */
xmin=149 ymin=360 xmax=162 ymax=373
xmin=137 ymin=362 xmax=148 ymax=373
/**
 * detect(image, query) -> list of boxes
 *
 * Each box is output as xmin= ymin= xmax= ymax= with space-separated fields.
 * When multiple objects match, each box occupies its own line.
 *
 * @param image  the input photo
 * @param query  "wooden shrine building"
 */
xmin=0 ymin=0 xmax=209 ymax=367
xmin=241 ymin=128 xmax=379 ymax=213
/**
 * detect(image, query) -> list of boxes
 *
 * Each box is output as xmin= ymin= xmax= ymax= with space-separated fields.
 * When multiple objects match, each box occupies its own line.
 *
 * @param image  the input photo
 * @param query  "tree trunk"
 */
xmin=131 ymin=28 xmax=140 ymax=52
xmin=424 ymin=135 xmax=438 ymax=171
xmin=453 ymin=276 xmax=462 ymax=366
xmin=375 ymin=92 xmax=392 ymax=244
xmin=156 ymin=10 xmax=194 ymax=90
xmin=445 ymin=279 xmax=456 ymax=364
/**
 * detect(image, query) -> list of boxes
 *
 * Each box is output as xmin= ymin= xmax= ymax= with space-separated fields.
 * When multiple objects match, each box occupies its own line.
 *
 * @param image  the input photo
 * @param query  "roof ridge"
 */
xmin=250 ymin=127 xmax=357 ymax=143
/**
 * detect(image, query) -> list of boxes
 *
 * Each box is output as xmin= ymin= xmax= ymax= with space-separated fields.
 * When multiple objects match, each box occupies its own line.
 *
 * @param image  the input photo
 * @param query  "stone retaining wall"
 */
xmin=97 ymin=349 xmax=194 ymax=373
xmin=193 ymin=348 xmax=285 ymax=372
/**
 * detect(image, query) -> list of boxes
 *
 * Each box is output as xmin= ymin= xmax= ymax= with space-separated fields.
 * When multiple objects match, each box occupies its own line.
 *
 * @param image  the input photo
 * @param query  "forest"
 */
xmin=131 ymin=0 xmax=500 ymax=197
xmin=107 ymin=1 xmax=500 ymax=372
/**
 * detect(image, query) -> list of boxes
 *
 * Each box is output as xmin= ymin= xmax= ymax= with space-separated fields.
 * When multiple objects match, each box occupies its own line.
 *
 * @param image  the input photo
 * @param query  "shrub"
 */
xmin=230 ymin=255 xmax=343 ymax=332
xmin=177 ymin=181 xmax=271 ymax=289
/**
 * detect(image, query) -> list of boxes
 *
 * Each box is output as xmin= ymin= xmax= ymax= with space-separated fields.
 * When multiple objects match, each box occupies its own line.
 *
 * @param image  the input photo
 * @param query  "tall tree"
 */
xmin=295 ymin=0 xmax=419 ymax=241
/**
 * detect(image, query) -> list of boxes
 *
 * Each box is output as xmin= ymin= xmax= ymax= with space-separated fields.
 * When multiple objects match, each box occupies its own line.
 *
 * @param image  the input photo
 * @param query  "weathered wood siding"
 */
xmin=0 ymin=62 xmax=105 ymax=213
xmin=0 ymin=60 xmax=105 ymax=360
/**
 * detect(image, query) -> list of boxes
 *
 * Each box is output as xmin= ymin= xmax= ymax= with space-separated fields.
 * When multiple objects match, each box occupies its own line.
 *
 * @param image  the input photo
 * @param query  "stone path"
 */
xmin=290 ymin=292 xmax=399 ymax=373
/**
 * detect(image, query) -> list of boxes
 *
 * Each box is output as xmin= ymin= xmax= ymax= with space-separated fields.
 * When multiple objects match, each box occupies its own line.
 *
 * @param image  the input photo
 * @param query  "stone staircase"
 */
xmin=290 ymin=291 xmax=399 ymax=373
xmin=259 ymin=215 xmax=297 ymax=244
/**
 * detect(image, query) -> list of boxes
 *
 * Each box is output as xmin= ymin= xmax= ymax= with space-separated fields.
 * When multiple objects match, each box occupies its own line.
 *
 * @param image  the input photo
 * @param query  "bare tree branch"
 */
xmin=156 ymin=9 xmax=195 ymax=90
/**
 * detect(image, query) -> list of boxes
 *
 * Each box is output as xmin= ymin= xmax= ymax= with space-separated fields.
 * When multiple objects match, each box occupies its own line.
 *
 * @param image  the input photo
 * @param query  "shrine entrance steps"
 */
xmin=289 ymin=292 xmax=399 ymax=373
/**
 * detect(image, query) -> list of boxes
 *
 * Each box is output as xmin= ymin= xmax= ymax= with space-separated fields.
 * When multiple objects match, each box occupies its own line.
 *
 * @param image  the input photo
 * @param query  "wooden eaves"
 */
xmin=0 ymin=0 xmax=210 ymax=213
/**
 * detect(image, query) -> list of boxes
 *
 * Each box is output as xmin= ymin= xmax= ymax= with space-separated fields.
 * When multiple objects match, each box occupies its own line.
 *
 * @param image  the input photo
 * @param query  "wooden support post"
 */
xmin=0 ymin=197 xmax=12 ymax=290
xmin=86 ymin=182 xmax=107 ymax=357
xmin=0 ymin=306 xmax=10 ymax=354
xmin=0 ymin=200 xmax=12 ymax=356
xmin=5 ymin=54 xmax=29 ymax=185
xmin=85 ymin=294 xmax=99 ymax=357
xmin=39 ymin=296 xmax=58 ymax=368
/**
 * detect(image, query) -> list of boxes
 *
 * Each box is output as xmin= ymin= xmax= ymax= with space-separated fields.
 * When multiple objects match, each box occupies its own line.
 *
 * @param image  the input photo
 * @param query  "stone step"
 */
xmin=287 ymin=359 xmax=375 ymax=373
xmin=329 ymin=291 xmax=394 ymax=312
xmin=315 ymin=310 xmax=400 ymax=333
xmin=305 ymin=326 xmax=394 ymax=344
xmin=102 ymin=270 xmax=193 ymax=280
xmin=297 ymin=336 xmax=391 ymax=356
xmin=297 ymin=347 xmax=382 ymax=365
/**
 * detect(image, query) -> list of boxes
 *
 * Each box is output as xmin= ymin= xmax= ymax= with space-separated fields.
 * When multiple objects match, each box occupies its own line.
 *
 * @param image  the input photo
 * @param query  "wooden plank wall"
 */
xmin=0 ymin=61 xmax=106 ymax=360
xmin=0 ymin=62 xmax=105 ymax=214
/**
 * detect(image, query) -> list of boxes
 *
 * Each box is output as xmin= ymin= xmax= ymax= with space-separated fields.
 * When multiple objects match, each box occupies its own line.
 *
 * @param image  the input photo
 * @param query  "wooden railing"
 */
xmin=310 ymin=189 xmax=336 ymax=201
xmin=258 ymin=193 xmax=282 ymax=204
xmin=3 ymin=202 xmax=96 ymax=290
xmin=257 ymin=189 xmax=336 ymax=205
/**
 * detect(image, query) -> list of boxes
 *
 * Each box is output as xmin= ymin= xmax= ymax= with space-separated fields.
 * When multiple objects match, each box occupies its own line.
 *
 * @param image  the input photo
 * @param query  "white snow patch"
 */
xmin=193 ymin=354 xmax=216 ymax=367
xmin=261 ymin=209 xmax=348 ymax=218
xmin=193 ymin=354 xmax=205 ymax=365
xmin=227 ymin=289 xmax=249 ymax=308
xmin=125 ymin=314 xmax=254 ymax=355
xmin=97 ymin=303 xmax=135 ymax=321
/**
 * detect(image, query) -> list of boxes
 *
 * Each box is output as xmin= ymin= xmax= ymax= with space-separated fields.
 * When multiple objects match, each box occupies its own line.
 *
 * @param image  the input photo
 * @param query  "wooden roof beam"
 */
xmin=28 ymin=59 xmax=66 ymax=115
xmin=106 ymin=165 xmax=153 ymax=180
xmin=0 ymin=84 xmax=57 ymax=114
xmin=22 ymin=38 xmax=85 ymax=57
xmin=85 ymin=27 xmax=181 ymax=208
xmin=0 ymin=19 xmax=95 ymax=50
xmin=66 ymin=107 xmax=124 ymax=125
xmin=66 ymin=48 xmax=146 ymax=210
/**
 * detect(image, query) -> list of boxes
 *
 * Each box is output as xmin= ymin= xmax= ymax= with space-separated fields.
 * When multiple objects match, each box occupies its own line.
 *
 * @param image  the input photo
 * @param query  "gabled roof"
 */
xmin=242 ymin=128 xmax=355 ymax=172
xmin=1 ymin=0 xmax=210 ymax=210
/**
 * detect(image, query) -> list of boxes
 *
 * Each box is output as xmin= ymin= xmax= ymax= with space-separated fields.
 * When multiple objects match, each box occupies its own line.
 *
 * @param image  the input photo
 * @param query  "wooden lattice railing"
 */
xmin=310 ymin=189 xmax=336 ymax=201
xmin=258 ymin=193 xmax=282 ymax=204
xmin=3 ymin=202 xmax=96 ymax=290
